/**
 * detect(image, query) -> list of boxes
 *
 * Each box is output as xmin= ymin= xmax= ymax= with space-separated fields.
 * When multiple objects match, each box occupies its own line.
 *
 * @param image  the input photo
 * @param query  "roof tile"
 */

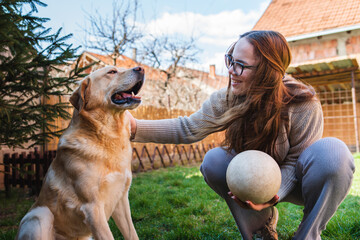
xmin=253 ymin=0 xmax=360 ymax=37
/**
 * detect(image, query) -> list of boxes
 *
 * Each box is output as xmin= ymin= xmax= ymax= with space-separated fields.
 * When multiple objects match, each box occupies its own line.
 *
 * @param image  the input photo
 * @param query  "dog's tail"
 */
xmin=16 ymin=206 xmax=55 ymax=240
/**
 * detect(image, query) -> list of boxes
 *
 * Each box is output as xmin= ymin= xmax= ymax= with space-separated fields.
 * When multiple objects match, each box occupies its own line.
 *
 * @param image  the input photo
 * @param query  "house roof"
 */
xmin=85 ymin=52 xmax=136 ymax=68
xmin=252 ymin=0 xmax=360 ymax=38
xmin=286 ymin=56 xmax=360 ymax=92
xmin=176 ymin=66 xmax=228 ymax=90
xmin=82 ymin=51 xmax=166 ymax=81
xmin=76 ymin=52 xmax=227 ymax=110
xmin=79 ymin=52 xmax=228 ymax=89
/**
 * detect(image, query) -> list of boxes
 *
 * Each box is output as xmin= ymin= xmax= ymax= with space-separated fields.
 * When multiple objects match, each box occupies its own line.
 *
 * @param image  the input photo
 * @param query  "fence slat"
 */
xmin=4 ymin=154 xmax=10 ymax=197
xmin=19 ymin=152 xmax=25 ymax=188
xmin=2 ymin=140 xmax=220 ymax=197
xmin=11 ymin=153 xmax=18 ymax=187
xmin=26 ymin=152 xmax=33 ymax=191
xmin=34 ymin=149 xmax=41 ymax=195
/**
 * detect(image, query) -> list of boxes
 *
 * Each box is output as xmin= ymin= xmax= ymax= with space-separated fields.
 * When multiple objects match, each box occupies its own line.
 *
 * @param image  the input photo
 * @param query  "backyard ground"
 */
xmin=1 ymin=156 xmax=359 ymax=240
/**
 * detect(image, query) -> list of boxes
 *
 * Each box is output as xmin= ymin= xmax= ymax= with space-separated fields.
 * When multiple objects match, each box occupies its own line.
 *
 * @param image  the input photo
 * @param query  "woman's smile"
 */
xmin=231 ymin=78 xmax=243 ymax=83
xmin=231 ymin=78 xmax=243 ymax=88
xmin=228 ymin=38 xmax=258 ymax=95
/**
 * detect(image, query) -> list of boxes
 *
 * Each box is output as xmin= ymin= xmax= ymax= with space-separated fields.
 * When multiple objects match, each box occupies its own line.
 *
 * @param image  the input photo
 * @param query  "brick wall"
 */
xmin=290 ymin=39 xmax=338 ymax=64
xmin=288 ymin=30 xmax=360 ymax=64
xmin=346 ymin=35 xmax=360 ymax=55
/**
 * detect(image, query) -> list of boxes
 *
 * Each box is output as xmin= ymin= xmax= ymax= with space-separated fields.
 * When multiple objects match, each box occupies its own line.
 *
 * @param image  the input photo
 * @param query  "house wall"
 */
xmin=288 ymin=29 xmax=360 ymax=64
xmin=287 ymin=29 xmax=360 ymax=151
xmin=290 ymin=39 xmax=338 ymax=63
xmin=346 ymin=35 xmax=360 ymax=55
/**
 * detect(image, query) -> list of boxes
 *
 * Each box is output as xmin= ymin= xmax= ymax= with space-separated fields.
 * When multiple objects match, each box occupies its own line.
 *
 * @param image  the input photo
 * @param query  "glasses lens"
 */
xmin=225 ymin=54 xmax=232 ymax=69
xmin=233 ymin=62 xmax=243 ymax=75
xmin=225 ymin=54 xmax=243 ymax=75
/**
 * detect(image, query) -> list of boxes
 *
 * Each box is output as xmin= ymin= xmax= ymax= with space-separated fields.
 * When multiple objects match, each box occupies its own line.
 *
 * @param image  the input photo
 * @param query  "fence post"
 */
xmin=153 ymin=146 xmax=165 ymax=168
xmin=34 ymin=149 xmax=41 ymax=195
xmin=26 ymin=152 xmax=33 ymax=191
xmin=43 ymin=151 xmax=49 ymax=174
xmin=11 ymin=153 xmax=18 ymax=187
xmin=194 ymin=144 xmax=202 ymax=162
xmin=19 ymin=152 xmax=25 ymax=188
xmin=4 ymin=154 xmax=10 ymax=198
xmin=162 ymin=145 xmax=172 ymax=167
xmin=174 ymin=146 xmax=184 ymax=165
xmin=132 ymin=147 xmax=144 ymax=172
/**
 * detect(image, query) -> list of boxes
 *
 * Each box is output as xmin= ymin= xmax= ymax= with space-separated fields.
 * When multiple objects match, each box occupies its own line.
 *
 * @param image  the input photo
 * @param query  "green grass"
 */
xmin=0 ymin=189 xmax=35 ymax=240
xmin=110 ymin=165 xmax=240 ymax=240
xmin=1 ymin=157 xmax=359 ymax=240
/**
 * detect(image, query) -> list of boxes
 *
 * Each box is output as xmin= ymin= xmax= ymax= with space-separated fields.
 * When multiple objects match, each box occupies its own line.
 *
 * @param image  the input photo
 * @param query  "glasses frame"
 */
xmin=225 ymin=53 xmax=256 ymax=76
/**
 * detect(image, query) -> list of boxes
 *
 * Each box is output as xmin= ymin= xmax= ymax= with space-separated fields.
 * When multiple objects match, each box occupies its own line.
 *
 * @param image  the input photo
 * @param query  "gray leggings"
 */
xmin=200 ymin=137 xmax=355 ymax=240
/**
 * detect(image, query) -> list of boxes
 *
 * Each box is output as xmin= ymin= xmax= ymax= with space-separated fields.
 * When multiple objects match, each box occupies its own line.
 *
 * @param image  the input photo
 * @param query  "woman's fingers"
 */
xmin=228 ymin=192 xmax=279 ymax=211
xmin=269 ymin=195 xmax=280 ymax=205
xmin=228 ymin=192 xmax=250 ymax=209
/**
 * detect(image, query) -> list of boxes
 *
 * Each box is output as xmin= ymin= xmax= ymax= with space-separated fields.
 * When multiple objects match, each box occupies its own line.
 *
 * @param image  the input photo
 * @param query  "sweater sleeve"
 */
xmin=133 ymin=88 xmax=229 ymax=144
xmin=277 ymin=99 xmax=324 ymax=201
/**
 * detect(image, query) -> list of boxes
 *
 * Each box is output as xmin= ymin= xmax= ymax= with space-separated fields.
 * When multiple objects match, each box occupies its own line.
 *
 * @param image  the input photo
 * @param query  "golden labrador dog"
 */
xmin=16 ymin=66 xmax=144 ymax=240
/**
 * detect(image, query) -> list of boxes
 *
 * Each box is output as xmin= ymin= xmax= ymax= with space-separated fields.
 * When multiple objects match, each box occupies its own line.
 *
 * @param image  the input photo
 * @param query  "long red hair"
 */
xmin=215 ymin=31 xmax=315 ymax=159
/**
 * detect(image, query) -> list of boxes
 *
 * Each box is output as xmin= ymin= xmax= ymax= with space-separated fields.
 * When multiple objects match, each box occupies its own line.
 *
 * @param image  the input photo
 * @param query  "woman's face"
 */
xmin=228 ymin=37 xmax=258 ymax=96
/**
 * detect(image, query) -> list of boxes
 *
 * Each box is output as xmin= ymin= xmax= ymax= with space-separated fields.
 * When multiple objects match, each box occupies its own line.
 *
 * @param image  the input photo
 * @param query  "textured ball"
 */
xmin=226 ymin=150 xmax=281 ymax=204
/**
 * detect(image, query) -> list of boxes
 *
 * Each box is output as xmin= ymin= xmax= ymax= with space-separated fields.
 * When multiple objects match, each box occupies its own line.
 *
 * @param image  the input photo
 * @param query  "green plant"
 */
xmin=0 ymin=0 xmax=92 ymax=149
xmin=1 ymin=158 xmax=359 ymax=239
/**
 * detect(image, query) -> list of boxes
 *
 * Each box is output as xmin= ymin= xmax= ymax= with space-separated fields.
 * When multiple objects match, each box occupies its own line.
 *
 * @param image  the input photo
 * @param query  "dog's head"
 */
xmin=70 ymin=66 xmax=145 ymax=112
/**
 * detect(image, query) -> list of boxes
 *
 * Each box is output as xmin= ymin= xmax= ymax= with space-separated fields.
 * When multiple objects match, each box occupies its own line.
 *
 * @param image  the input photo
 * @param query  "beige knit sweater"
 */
xmin=134 ymin=86 xmax=324 ymax=201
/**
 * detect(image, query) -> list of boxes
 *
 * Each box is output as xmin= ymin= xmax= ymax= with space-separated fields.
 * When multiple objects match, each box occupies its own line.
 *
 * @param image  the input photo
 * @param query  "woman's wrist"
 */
xmin=126 ymin=111 xmax=137 ymax=140
xmin=130 ymin=119 xmax=137 ymax=140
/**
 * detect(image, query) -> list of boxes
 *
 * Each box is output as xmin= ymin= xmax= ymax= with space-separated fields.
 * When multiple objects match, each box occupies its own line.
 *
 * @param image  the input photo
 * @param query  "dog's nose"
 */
xmin=133 ymin=66 xmax=144 ymax=74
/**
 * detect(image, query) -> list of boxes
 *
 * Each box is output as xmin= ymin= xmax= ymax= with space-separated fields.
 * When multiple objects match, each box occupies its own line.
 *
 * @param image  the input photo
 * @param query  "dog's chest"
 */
xmin=102 ymin=169 xmax=131 ymax=194
xmin=100 ymin=169 xmax=133 ymax=217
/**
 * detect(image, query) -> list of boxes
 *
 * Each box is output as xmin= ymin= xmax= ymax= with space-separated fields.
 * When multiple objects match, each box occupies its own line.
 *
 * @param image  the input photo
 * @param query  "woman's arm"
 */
xmin=131 ymin=88 xmax=229 ymax=144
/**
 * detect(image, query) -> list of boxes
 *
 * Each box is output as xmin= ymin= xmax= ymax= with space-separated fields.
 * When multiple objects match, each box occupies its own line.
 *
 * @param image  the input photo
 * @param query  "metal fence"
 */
xmin=3 ymin=143 xmax=217 ymax=197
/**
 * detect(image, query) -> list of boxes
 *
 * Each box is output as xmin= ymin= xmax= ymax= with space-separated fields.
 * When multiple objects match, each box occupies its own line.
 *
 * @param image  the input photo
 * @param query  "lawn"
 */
xmin=1 ymin=157 xmax=359 ymax=240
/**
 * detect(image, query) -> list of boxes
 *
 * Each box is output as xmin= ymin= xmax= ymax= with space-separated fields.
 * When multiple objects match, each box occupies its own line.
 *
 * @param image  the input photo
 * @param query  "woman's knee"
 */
xmin=200 ymin=147 xmax=233 ymax=186
xmin=299 ymin=138 xmax=355 ymax=210
xmin=299 ymin=137 xmax=355 ymax=180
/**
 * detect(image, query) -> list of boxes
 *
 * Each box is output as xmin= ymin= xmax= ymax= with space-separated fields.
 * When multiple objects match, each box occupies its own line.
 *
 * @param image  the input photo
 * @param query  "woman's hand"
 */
xmin=228 ymin=192 xmax=279 ymax=211
xmin=125 ymin=110 xmax=137 ymax=138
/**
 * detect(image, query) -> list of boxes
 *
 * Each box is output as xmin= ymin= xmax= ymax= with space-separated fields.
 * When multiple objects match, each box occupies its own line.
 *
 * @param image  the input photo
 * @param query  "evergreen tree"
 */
xmin=0 ymin=0 xmax=90 ymax=149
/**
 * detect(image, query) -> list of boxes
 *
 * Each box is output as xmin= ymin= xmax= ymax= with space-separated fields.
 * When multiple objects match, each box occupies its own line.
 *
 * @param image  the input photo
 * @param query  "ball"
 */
xmin=226 ymin=150 xmax=281 ymax=204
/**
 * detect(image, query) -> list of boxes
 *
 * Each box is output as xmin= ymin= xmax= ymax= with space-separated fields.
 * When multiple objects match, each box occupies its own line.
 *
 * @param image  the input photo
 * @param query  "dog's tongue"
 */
xmin=121 ymin=92 xmax=141 ymax=99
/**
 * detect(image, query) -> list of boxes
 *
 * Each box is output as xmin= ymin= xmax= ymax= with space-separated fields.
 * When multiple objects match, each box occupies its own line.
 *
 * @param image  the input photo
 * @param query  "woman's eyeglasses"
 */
xmin=225 ymin=54 xmax=256 ymax=76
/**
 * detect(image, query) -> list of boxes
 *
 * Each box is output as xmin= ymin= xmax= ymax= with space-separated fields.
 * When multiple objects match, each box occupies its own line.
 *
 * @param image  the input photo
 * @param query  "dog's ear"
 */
xmin=70 ymin=77 xmax=91 ymax=112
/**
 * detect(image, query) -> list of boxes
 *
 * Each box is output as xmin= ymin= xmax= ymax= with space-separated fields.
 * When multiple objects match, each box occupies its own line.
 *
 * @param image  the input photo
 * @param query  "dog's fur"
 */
xmin=16 ymin=66 xmax=144 ymax=240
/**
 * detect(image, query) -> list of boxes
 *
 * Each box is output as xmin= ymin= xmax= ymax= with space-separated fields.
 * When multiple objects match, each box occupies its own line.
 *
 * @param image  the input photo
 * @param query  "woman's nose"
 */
xmin=228 ymin=65 xmax=235 ymax=75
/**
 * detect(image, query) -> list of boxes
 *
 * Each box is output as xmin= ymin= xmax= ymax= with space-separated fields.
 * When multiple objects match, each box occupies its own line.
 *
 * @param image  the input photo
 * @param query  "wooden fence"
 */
xmin=46 ymin=105 xmax=202 ymax=151
xmin=3 ymin=103 xmax=224 ymax=196
xmin=3 ymin=149 xmax=55 ymax=197
xmin=3 ymin=141 xmax=220 ymax=198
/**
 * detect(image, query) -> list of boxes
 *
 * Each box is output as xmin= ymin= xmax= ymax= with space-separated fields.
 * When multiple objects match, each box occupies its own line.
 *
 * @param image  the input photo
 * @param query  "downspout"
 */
xmin=351 ymin=70 xmax=359 ymax=152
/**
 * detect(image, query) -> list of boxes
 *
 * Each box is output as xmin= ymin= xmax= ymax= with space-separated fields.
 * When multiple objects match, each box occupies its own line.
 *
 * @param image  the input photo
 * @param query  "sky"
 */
xmin=35 ymin=0 xmax=271 ymax=75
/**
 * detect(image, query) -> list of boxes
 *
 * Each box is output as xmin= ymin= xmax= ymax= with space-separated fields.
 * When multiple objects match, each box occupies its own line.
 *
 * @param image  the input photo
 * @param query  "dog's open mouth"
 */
xmin=111 ymin=81 xmax=143 ymax=105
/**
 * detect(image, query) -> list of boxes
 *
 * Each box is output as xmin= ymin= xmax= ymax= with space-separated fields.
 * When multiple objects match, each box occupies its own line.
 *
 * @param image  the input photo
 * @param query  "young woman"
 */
xmin=128 ymin=31 xmax=355 ymax=240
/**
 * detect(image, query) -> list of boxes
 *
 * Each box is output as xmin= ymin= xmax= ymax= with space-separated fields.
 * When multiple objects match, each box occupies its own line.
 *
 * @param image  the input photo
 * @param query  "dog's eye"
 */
xmin=107 ymin=70 xmax=117 ymax=74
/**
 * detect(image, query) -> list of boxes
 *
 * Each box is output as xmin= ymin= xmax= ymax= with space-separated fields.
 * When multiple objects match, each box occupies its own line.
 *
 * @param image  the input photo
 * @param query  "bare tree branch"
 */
xmin=140 ymin=35 xmax=200 ymax=82
xmin=139 ymin=35 xmax=206 ymax=110
xmin=83 ymin=0 xmax=142 ymax=65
